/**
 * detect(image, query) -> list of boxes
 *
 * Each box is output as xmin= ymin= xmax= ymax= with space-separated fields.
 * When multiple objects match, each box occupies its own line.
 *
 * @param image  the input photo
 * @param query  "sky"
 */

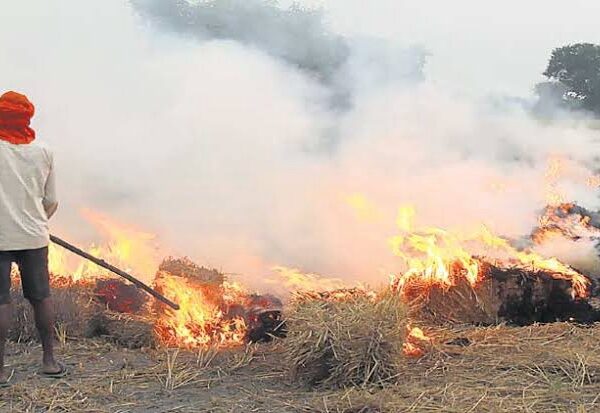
xmin=3 ymin=0 xmax=599 ymax=98
xmin=300 ymin=0 xmax=600 ymax=97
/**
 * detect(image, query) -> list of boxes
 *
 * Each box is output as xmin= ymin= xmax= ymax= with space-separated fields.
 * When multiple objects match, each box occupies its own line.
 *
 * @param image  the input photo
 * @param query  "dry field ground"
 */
xmin=2 ymin=322 xmax=600 ymax=413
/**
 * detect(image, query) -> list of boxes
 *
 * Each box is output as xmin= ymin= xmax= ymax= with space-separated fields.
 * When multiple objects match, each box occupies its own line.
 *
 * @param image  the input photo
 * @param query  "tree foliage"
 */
xmin=543 ymin=43 xmax=600 ymax=114
xmin=132 ymin=0 xmax=350 ymax=83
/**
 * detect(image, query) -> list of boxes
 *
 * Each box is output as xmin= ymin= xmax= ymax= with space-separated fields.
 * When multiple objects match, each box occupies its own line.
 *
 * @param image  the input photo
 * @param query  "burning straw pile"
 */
xmin=9 ymin=255 xmax=285 ymax=350
xmin=283 ymin=290 xmax=408 ymax=388
xmin=400 ymin=261 xmax=600 ymax=326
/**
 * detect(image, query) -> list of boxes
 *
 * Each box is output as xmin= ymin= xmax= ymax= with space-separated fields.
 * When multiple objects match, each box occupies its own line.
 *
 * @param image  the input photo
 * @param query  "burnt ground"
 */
xmin=3 ymin=322 xmax=600 ymax=412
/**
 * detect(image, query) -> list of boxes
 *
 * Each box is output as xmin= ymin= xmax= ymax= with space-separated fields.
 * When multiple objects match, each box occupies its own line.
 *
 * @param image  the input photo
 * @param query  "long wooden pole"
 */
xmin=50 ymin=234 xmax=180 ymax=310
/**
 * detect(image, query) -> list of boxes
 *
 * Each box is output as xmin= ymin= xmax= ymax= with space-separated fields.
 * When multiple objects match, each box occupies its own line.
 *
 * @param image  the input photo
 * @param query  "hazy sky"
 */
xmin=3 ymin=1 xmax=599 ymax=98
xmin=298 ymin=0 xmax=600 ymax=97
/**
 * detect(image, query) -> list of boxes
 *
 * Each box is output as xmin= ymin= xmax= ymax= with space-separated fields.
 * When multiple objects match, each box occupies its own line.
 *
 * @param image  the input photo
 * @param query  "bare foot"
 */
xmin=42 ymin=360 xmax=60 ymax=375
xmin=41 ymin=361 xmax=67 ymax=378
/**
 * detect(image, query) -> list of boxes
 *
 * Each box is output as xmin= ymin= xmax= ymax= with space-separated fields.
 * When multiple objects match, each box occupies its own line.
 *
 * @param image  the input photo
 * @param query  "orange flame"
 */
xmin=543 ymin=154 xmax=600 ymax=206
xmin=270 ymin=266 xmax=349 ymax=292
xmin=47 ymin=210 xmax=253 ymax=349
xmin=403 ymin=326 xmax=431 ymax=357
xmin=533 ymin=203 xmax=600 ymax=245
xmin=587 ymin=175 xmax=600 ymax=188
xmin=154 ymin=275 xmax=248 ymax=348
xmin=49 ymin=209 xmax=160 ymax=285
xmin=390 ymin=206 xmax=590 ymax=299
xmin=345 ymin=193 xmax=383 ymax=222
xmin=390 ymin=206 xmax=481 ymax=293
xmin=544 ymin=155 xmax=567 ymax=206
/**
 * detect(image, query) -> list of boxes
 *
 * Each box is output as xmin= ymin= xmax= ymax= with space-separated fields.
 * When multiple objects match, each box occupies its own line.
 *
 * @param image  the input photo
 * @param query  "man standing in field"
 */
xmin=0 ymin=91 xmax=65 ymax=387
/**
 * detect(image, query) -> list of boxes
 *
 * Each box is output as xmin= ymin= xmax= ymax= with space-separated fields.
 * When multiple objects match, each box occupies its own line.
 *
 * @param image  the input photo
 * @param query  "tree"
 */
xmin=542 ymin=43 xmax=600 ymax=114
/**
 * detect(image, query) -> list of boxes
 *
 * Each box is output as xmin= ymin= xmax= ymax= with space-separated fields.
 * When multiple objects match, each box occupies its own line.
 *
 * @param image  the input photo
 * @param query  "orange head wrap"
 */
xmin=0 ymin=91 xmax=36 ymax=145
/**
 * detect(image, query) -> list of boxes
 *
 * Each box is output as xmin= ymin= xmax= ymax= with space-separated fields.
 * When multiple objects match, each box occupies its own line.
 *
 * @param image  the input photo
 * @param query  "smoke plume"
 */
xmin=1 ymin=0 xmax=598 ymax=290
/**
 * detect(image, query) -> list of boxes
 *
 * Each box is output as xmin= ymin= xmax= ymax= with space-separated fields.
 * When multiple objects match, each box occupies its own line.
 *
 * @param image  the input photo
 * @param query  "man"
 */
xmin=0 ymin=91 xmax=65 ymax=387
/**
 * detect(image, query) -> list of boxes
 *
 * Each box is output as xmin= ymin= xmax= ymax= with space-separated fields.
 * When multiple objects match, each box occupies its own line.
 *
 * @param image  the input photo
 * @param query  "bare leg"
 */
xmin=29 ymin=298 xmax=59 ymax=373
xmin=0 ymin=303 xmax=10 ymax=382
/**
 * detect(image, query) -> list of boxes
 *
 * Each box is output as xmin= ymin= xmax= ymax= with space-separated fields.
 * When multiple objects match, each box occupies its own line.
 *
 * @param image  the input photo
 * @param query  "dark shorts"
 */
xmin=0 ymin=247 xmax=50 ymax=304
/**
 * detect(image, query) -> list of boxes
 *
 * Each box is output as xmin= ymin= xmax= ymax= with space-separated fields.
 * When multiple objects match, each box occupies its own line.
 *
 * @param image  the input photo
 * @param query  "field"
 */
xmin=2 ymin=322 xmax=600 ymax=413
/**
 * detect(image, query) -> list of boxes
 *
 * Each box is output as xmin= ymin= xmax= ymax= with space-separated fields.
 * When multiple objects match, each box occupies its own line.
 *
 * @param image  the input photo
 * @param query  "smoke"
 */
xmin=1 ymin=0 xmax=599 ymax=290
xmin=132 ymin=0 xmax=349 ymax=83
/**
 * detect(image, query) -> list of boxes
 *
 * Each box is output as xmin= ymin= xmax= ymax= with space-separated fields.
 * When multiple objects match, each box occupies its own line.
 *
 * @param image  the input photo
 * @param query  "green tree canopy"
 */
xmin=543 ymin=43 xmax=600 ymax=114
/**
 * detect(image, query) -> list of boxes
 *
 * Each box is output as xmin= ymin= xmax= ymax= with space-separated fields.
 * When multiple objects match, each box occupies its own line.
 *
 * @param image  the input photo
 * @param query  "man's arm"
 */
xmin=43 ymin=153 xmax=58 ymax=219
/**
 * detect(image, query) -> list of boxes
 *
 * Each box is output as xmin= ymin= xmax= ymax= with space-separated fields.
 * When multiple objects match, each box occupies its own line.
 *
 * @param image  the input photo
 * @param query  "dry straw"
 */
xmin=283 ymin=290 xmax=408 ymax=388
xmin=9 ymin=284 xmax=95 ymax=343
xmin=9 ymin=282 xmax=156 ymax=348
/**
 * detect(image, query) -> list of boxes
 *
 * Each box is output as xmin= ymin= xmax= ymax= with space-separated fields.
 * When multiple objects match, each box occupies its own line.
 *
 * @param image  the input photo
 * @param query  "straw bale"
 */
xmin=283 ymin=291 xmax=408 ymax=388
xmin=158 ymin=257 xmax=224 ymax=285
xmin=409 ymin=262 xmax=600 ymax=326
xmin=154 ymin=258 xmax=226 ymax=318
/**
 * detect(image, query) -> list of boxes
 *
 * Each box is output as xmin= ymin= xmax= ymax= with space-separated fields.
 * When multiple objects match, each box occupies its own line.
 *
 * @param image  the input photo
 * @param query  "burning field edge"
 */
xmin=6 ymin=203 xmax=600 ymax=411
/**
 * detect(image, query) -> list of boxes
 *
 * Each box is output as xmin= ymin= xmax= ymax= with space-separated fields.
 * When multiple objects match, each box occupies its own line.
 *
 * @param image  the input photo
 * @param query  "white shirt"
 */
xmin=0 ymin=140 xmax=58 ymax=250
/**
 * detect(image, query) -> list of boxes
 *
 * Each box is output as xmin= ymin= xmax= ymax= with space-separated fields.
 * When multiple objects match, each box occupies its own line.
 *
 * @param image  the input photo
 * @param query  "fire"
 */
xmin=390 ymin=206 xmax=590 ymax=299
xmin=270 ymin=266 xmax=349 ymax=293
xmin=153 ymin=274 xmax=248 ymax=348
xmin=389 ymin=206 xmax=481 ymax=293
xmin=41 ymin=199 xmax=593 ymax=354
xmin=476 ymin=224 xmax=589 ymax=295
xmin=587 ymin=175 xmax=600 ymax=188
xmin=46 ymin=211 xmax=256 ymax=349
xmin=543 ymin=155 xmax=600 ymax=207
xmin=345 ymin=193 xmax=383 ymax=222
xmin=533 ymin=203 xmax=600 ymax=244
xmin=49 ymin=209 xmax=160 ymax=285
xmin=544 ymin=155 xmax=567 ymax=206
xmin=403 ymin=326 xmax=431 ymax=357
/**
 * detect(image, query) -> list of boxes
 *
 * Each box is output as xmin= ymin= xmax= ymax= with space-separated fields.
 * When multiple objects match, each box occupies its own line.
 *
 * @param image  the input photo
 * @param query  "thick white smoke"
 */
xmin=1 ymin=0 xmax=599 ymax=290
